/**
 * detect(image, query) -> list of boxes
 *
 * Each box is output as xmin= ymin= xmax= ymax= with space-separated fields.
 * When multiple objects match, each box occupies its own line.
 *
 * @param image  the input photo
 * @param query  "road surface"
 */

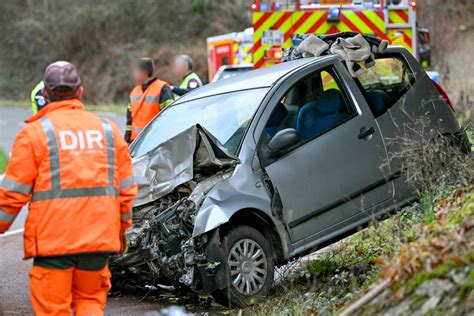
xmin=0 ymin=229 xmax=201 ymax=315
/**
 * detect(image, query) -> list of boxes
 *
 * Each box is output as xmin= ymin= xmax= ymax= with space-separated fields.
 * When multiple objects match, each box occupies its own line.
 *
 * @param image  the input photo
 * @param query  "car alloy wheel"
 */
xmin=227 ymin=238 xmax=268 ymax=295
xmin=210 ymin=225 xmax=274 ymax=308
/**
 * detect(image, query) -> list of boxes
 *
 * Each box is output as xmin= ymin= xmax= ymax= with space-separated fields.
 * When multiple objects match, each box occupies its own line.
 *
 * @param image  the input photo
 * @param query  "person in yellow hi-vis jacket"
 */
xmin=30 ymin=81 xmax=49 ymax=114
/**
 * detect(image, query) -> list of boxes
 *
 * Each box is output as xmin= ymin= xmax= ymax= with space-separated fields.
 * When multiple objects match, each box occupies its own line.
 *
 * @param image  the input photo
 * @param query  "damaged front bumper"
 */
xmin=110 ymin=125 xmax=237 ymax=291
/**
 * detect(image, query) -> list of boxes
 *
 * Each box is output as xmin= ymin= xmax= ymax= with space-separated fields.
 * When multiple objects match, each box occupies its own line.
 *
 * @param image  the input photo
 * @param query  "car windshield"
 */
xmin=131 ymin=88 xmax=269 ymax=158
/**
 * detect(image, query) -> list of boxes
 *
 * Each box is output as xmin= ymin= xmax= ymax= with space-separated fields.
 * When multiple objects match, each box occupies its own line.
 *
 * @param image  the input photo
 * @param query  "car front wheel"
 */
xmin=211 ymin=225 xmax=275 ymax=308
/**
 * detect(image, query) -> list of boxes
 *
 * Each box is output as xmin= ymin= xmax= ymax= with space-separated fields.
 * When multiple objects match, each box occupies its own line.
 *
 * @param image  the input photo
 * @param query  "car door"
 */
xmin=259 ymin=61 xmax=393 ymax=244
xmin=356 ymin=50 xmax=461 ymax=175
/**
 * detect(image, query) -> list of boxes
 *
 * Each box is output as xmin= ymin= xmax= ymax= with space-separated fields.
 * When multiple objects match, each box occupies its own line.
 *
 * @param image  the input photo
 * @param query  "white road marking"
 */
xmin=96 ymin=112 xmax=118 ymax=117
xmin=0 ymin=120 xmax=8 ymax=125
xmin=1 ymin=228 xmax=24 ymax=237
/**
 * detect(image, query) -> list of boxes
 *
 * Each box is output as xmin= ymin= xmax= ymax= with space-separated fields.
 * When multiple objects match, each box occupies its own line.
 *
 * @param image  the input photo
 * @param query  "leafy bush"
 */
xmin=0 ymin=147 xmax=8 ymax=174
xmin=0 ymin=0 xmax=250 ymax=103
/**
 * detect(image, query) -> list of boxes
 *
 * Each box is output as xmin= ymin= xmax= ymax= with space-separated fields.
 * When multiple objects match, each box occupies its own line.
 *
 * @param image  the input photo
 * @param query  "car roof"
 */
xmin=219 ymin=64 xmax=254 ymax=70
xmin=176 ymin=56 xmax=332 ymax=103
xmin=175 ymin=46 xmax=409 ymax=104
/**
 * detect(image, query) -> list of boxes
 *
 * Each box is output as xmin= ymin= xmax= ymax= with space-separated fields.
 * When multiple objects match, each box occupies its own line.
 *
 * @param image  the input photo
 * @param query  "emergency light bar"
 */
xmin=250 ymin=0 xmax=388 ymax=11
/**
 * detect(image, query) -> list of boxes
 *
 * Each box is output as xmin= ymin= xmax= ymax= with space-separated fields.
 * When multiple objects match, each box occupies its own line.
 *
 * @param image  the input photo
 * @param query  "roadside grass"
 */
xmin=0 ymin=147 xmax=8 ymax=174
xmin=248 ymin=197 xmax=428 ymax=315
xmin=0 ymin=99 xmax=28 ymax=109
xmin=0 ymin=99 xmax=126 ymax=114
xmin=249 ymin=127 xmax=473 ymax=316
xmin=248 ymin=185 xmax=474 ymax=315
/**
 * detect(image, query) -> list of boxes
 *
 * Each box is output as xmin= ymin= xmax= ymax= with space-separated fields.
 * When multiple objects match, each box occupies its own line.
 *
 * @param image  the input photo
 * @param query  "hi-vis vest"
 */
xmin=129 ymin=79 xmax=169 ymax=141
xmin=179 ymin=72 xmax=202 ymax=89
xmin=30 ymin=81 xmax=48 ymax=114
xmin=174 ymin=72 xmax=203 ymax=99
xmin=0 ymin=99 xmax=137 ymax=259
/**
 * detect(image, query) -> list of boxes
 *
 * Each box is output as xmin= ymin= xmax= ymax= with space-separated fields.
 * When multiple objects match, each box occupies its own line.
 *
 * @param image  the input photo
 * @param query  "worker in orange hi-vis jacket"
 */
xmin=0 ymin=61 xmax=137 ymax=316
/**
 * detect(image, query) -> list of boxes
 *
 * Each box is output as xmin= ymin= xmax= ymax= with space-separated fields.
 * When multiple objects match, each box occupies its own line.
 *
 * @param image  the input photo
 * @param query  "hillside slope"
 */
xmin=249 ymin=186 xmax=473 ymax=316
xmin=248 ymin=122 xmax=474 ymax=315
xmin=0 ymin=0 xmax=472 ymax=110
xmin=0 ymin=0 xmax=250 ymax=103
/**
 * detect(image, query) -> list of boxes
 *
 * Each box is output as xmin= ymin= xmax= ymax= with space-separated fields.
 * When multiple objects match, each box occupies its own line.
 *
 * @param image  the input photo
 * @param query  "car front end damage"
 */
xmin=110 ymin=125 xmax=237 ymax=292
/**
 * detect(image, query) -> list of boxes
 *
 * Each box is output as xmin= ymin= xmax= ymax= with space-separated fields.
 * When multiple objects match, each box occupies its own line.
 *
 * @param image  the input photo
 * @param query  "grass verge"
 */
xmin=248 ymin=185 xmax=474 ymax=316
xmin=0 ymin=147 xmax=8 ymax=174
xmin=0 ymin=99 xmax=126 ymax=114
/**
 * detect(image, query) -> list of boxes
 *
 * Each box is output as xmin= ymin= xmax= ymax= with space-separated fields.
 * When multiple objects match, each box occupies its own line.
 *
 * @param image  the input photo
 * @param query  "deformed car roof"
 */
xmin=176 ymin=56 xmax=332 ymax=103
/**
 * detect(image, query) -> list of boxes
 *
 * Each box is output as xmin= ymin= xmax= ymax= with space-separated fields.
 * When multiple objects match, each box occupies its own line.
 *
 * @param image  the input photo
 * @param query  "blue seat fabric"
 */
xmin=266 ymin=102 xmax=289 ymax=138
xmin=296 ymin=89 xmax=350 ymax=140
xmin=366 ymin=89 xmax=390 ymax=115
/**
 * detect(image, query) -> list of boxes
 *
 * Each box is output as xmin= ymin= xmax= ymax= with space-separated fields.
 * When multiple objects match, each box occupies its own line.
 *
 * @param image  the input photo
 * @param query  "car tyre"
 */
xmin=211 ymin=225 xmax=274 ymax=308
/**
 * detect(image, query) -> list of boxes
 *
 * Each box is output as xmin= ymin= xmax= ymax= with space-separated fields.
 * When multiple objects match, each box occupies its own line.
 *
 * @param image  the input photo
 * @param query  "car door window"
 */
xmin=357 ymin=56 xmax=415 ymax=117
xmin=265 ymin=67 xmax=357 ymax=142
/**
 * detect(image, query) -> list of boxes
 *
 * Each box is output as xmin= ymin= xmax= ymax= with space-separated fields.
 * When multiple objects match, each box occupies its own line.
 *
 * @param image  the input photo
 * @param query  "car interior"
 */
xmin=265 ymin=69 xmax=355 ymax=142
xmin=265 ymin=58 xmax=414 ymax=142
xmin=356 ymin=57 xmax=414 ymax=116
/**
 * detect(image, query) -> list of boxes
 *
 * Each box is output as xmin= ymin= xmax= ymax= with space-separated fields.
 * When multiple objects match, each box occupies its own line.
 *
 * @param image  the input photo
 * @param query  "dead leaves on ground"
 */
xmin=380 ymin=185 xmax=474 ymax=285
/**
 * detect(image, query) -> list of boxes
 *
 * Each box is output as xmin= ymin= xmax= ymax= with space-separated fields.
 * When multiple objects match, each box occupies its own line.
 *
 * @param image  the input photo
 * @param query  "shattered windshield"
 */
xmin=131 ymin=88 xmax=269 ymax=158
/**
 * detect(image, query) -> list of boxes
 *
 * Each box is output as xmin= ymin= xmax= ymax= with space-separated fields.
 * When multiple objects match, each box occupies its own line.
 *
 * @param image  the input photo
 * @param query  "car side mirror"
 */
xmin=267 ymin=128 xmax=300 ymax=156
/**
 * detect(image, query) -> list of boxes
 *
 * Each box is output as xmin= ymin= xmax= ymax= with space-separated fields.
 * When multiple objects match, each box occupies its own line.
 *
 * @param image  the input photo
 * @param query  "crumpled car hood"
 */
xmin=132 ymin=125 xmax=238 ymax=207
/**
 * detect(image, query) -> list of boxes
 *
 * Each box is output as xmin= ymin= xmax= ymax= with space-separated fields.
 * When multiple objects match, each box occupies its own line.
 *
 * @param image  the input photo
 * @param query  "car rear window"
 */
xmin=357 ymin=56 xmax=415 ymax=117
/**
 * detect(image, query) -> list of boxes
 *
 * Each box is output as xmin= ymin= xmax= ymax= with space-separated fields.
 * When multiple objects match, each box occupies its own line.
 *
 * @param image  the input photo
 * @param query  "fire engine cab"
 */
xmin=207 ymin=0 xmax=432 ymax=81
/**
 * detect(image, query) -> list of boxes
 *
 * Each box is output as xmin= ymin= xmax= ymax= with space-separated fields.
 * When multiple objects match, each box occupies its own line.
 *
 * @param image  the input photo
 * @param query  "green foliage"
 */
xmin=447 ymin=193 xmax=474 ymax=225
xmin=404 ymin=259 xmax=457 ymax=294
xmin=459 ymin=268 xmax=474 ymax=297
xmin=419 ymin=193 xmax=435 ymax=224
xmin=0 ymin=147 xmax=8 ymax=174
xmin=0 ymin=0 xmax=250 ymax=103
xmin=250 ymin=184 xmax=474 ymax=315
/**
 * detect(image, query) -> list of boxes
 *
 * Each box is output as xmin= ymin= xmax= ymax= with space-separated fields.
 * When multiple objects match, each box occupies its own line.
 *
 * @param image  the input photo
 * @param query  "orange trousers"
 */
xmin=29 ymin=265 xmax=111 ymax=316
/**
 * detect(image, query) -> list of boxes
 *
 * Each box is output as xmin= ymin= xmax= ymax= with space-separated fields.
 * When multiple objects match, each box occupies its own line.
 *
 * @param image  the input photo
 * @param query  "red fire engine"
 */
xmin=207 ymin=0 xmax=431 ymax=81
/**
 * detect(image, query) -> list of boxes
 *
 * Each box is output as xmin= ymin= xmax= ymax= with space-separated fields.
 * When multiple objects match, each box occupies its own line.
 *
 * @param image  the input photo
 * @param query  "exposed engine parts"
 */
xmin=110 ymin=171 xmax=232 ymax=292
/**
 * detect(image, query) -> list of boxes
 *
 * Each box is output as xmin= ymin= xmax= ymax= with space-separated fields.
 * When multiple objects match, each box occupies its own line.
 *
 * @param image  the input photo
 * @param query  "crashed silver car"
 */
xmin=110 ymin=46 xmax=470 ymax=307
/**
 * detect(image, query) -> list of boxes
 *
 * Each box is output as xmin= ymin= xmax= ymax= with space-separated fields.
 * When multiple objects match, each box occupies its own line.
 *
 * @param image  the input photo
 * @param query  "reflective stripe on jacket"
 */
xmin=0 ymin=99 xmax=137 ymax=259
xmin=129 ymin=79 xmax=169 ymax=141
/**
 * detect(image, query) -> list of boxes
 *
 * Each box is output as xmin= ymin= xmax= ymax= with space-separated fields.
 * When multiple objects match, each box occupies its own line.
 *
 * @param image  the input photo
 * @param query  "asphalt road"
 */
xmin=0 ymin=233 xmax=198 ymax=315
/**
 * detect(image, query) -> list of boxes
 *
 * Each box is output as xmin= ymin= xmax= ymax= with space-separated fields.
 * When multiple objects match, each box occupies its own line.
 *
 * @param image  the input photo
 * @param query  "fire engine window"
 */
xmin=357 ymin=56 xmax=415 ymax=117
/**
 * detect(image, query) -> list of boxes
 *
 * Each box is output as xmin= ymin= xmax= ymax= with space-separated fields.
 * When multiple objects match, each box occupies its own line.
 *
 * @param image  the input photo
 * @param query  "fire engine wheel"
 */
xmin=211 ymin=225 xmax=274 ymax=308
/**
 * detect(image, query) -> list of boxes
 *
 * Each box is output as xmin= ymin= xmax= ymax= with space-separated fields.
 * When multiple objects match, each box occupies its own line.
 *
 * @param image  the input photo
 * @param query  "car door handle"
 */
xmin=358 ymin=126 xmax=376 ymax=140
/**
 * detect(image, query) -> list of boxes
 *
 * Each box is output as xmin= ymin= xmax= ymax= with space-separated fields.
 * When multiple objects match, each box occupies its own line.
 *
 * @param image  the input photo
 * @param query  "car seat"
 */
xmin=266 ymin=102 xmax=289 ymax=138
xmin=296 ymin=89 xmax=350 ymax=140
xmin=366 ymin=89 xmax=390 ymax=115
xmin=286 ymin=82 xmax=308 ymax=106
